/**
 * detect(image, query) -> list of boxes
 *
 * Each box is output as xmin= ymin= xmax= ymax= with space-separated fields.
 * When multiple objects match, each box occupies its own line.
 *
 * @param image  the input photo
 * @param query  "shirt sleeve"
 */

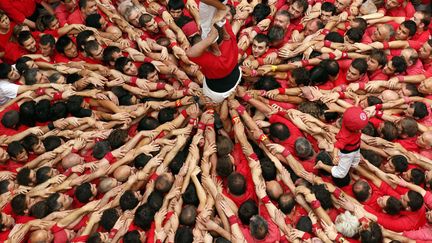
xmin=0 ymin=0 xmax=26 ymax=23
xmin=0 ymin=81 xmax=19 ymax=100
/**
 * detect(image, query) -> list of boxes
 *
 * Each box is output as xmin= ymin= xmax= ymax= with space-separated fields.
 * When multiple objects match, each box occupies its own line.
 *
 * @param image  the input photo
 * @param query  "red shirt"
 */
xmin=406 ymin=59 xmax=425 ymax=75
xmin=334 ymin=125 xmax=361 ymax=152
xmin=3 ymin=42 xmax=28 ymax=64
xmin=375 ymin=206 xmax=427 ymax=232
xmin=55 ymin=3 xmax=74 ymax=27
xmin=412 ymin=30 xmax=430 ymax=43
xmin=67 ymin=9 xmax=85 ymax=25
xmin=385 ymin=3 xmax=415 ymax=18
xmin=0 ymin=0 xmax=39 ymax=23
xmin=395 ymin=136 xmax=420 ymax=153
xmin=369 ymin=69 xmax=388 ymax=81
xmin=223 ymin=144 xmax=258 ymax=207
xmin=189 ymin=22 xmax=238 ymax=79
xmin=269 ymin=114 xmax=304 ymax=154
xmin=0 ymin=230 xmax=10 ymax=241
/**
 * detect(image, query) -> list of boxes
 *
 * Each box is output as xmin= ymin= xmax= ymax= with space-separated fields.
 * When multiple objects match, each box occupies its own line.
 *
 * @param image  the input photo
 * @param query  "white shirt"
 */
xmin=0 ymin=80 xmax=19 ymax=106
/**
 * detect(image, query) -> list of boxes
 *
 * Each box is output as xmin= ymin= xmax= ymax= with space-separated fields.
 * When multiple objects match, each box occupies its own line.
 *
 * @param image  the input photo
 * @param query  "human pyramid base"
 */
xmin=1 ymin=0 xmax=432 ymax=242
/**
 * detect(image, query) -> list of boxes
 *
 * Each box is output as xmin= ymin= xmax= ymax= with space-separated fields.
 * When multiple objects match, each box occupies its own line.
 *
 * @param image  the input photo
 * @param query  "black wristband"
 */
xmin=48 ymin=122 xmax=55 ymax=130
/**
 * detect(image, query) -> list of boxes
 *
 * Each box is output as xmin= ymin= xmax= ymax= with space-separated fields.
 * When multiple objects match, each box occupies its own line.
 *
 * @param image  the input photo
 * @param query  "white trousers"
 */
xmin=202 ymin=67 xmax=242 ymax=104
xmin=331 ymin=150 xmax=361 ymax=178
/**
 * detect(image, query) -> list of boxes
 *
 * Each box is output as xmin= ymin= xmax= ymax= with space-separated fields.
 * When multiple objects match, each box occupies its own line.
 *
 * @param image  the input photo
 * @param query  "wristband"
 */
xmin=251 ymin=69 xmax=258 ymax=77
xmin=383 ymin=42 xmax=389 ymax=49
xmin=282 ymin=148 xmax=291 ymax=157
xmin=181 ymin=109 xmax=188 ymax=118
xmin=71 ymin=148 xmax=79 ymax=154
xmin=198 ymin=122 xmax=206 ymax=130
xmin=188 ymin=118 xmax=197 ymax=126
xmin=231 ymin=116 xmax=241 ymax=124
xmin=158 ymin=6 xmax=166 ymax=15
xmin=130 ymin=77 xmax=138 ymax=86
xmin=206 ymin=122 xmax=214 ymax=129
xmin=261 ymin=195 xmax=271 ymax=203
xmin=397 ymin=75 xmax=405 ymax=82
xmin=104 ymin=152 xmax=116 ymax=164
xmin=403 ymin=96 xmax=411 ymax=104
xmin=329 ymin=53 xmax=336 ymax=59
xmin=183 ymin=89 xmax=189 ymax=96
xmin=249 ymin=152 xmax=258 ymax=160
xmin=375 ymin=103 xmax=383 ymax=110
xmin=156 ymin=82 xmax=166 ymax=90
xmin=376 ymin=110 xmax=384 ymax=118
xmin=109 ymin=229 xmax=118 ymax=239
xmin=63 ymin=168 xmax=73 ymax=177
xmin=358 ymin=82 xmax=366 ymax=90
xmin=341 ymin=51 xmax=348 ymax=59
xmin=182 ymin=79 xmax=191 ymax=87
xmin=48 ymin=122 xmax=55 ymax=130
xmin=175 ymin=99 xmax=182 ymax=107
xmin=302 ymin=232 xmax=312 ymax=240
xmin=228 ymin=215 xmax=238 ymax=225
xmin=333 ymin=188 xmax=342 ymax=199
xmin=301 ymin=59 xmax=309 ymax=66
xmin=337 ymin=91 xmax=345 ymax=99
xmin=311 ymin=199 xmax=321 ymax=209
xmin=266 ymin=15 xmax=273 ymax=22
xmin=257 ymin=133 xmax=268 ymax=144
xmin=156 ymin=131 xmax=165 ymax=139
xmin=144 ymin=57 xmax=153 ymax=63
xmin=169 ymin=42 xmax=178 ymax=48
xmin=253 ymin=26 xmax=261 ymax=34
xmin=324 ymin=40 xmax=332 ymax=47
xmin=236 ymin=105 xmax=246 ymax=115
xmin=335 ymin=233 xmax=343 ymax=242
xmin=322 ymin=29 xmax=330 ymax=35
xmin=271 ymin=65 xmax=277 ymax=72
xmin=35 ymin=88 xmax=45 ymax=96
xmin=53 ymin=92 xmax=63 ymax=101
xmin=359 ymin=217 xmax=368 ymax=224
xmin=278 ymin=88 xmax=286 ymax=95
xmin=243 ymin=93 xmax=252 ymax=102
xmin=340 ymin=84 xmax=347 ymax=92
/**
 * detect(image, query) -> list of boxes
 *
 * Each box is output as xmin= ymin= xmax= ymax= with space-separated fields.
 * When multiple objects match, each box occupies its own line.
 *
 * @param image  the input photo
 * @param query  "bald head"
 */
xmin=98 ymin=177 xmax=119 ymax=193
xmin=266 ymin=180 xmax=283 ymax=201
xmin=113 ymin=165 xmax=132 ymax=182
xmin=29 ymin=230 xmax=51 ymax=243
xmin=380 ymin=90 xmax=399 ymax=102
xmin=61 ymin=153 xmax=83 ymax=169
xmin=417 ymin=131 xmax=432 ymax=149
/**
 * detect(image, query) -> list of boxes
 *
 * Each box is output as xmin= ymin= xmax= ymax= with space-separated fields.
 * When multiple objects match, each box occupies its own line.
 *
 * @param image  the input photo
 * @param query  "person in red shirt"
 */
xmin=67 ymin=0 xmax=98 ymax=25
xmin=0 ymin=12 xmax=16 ymax=58
xmin=187 ymin=22 xmax=240 ymax=103
xmin=316 ymin=107 xmax=369 ymax=178
xmin=54 ymin=35 xmax=82 ymax=63
xmin=0 ymin=0 xmax=39 ymax=28
xmin=55 ymin=0 xmax=78 ymax=27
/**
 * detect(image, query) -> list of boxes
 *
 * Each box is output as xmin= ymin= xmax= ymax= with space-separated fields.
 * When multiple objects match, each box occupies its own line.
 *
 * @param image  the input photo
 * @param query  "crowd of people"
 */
xmin=1 ymin=0 xmax=432 ymax=242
